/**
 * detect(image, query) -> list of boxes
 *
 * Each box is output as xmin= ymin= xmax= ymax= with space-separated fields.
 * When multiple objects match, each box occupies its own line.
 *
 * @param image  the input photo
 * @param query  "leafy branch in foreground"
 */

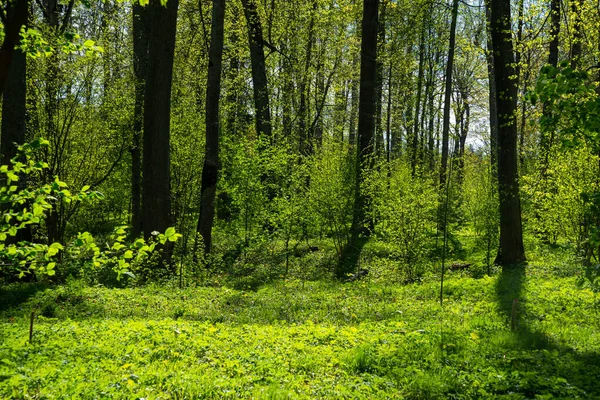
xmin=0 ymin=138 xmax=181 ymax=280
xmin=532 ymin=62 xmax=600 ymax=290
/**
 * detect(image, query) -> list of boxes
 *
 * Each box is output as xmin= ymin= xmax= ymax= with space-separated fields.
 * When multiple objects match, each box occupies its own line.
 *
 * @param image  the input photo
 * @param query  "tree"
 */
xmin=131 ymin=0 xmax=148 ymax=239
xmin=142 ymin=0 xmax=179 ymax=238
xmin=1 ymin=11 xmax=28 ymax=165
xmin=196 ymin=0 xmax=225 ymax=255
xmin=0 ymin=0 xmax=29 ymax=95
xmin=490 ymin=0 xmax=525 ymax=265
xmin=485 ymin=1 xmax=498 ymax=176
xmin=241 ymin=0 xmax=272 ymax=141
xmin=339 ymin=0 xmax=379 ymax=276
xmin=539 ymin=0 xmax=560 ymax=171
xmin=439 ymin=0 xmax=458 ymax=187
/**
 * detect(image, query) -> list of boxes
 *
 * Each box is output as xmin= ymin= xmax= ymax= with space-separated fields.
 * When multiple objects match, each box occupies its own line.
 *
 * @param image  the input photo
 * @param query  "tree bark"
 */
xmin=298 ymin=0 xmax=317 ymax=155
xmin=0 ymin=0 xmax=29 ymax=95
xmin=131 ymin=1 xmax=148 ymax=239
xmin=439 ymin=0 xmax=459 ymax=187
xmin=1 ymin=7 xmax=31 ymax=244
xmin=411 ymin=19 xmax=426 ymax=177
xmin=374 ymin=0 xmax=386 ymax=157
xmin=570 ymin=0 xmax=584 ymax=69
xmin=491 ymin=0 xmax=525 ymax=266
xmin=540 ymin=0 xmax=560 ymax=173
xmin=339 ymin=0 xmax=379 ymax=277
xmin=142 ymin=0 xmax=179 ymax=238
xmin=1 ymin=34 xmax=27 ymax=165
xmin=485 ymin=1 xmax=498 ymax=177
xmin=348 ymin=65 xmax=359 ymax=147
xmin=241 ymin=0 xmax=272 ymax=141
xmin=196 ymin=0 xmax=225 ymax=255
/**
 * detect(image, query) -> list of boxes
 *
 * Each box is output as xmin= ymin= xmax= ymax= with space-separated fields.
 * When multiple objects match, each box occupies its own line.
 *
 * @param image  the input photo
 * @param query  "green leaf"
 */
xmin=164 ymin=227 xmax=176 ymax=238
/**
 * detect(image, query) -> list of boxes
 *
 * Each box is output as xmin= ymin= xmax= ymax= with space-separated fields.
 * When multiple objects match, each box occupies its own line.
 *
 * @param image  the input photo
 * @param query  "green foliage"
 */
xmin=0 ymin=139 xmax=180 ymax=282
xmin=367 ymin=160 xmax=438 ymax=281
xmin=306 ymin=142 xmax=355 ymax=258
xmin=533 ymin=63 xmax=600 ymax=151
xmin=522 ymin=148 xmax=594 ymax=246
xmin=532 ymin=62 xmax=600 ymax=289
xmin=18 ymin=26 xmax=104 ymax=59
xmin=1 ymin=265 xmax=599 ymax=398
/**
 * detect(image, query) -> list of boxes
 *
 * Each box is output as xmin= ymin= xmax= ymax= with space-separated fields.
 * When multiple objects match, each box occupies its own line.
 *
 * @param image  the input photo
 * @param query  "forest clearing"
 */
xmin=2 ymin=240 xmax=600 ymax=398
xmin=1 ymin=0 xmax=600 ymax=397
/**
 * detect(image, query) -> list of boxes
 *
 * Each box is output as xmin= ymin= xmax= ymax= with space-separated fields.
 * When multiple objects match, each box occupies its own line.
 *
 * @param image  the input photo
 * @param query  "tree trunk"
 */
xmin=298 ymin=0 xmax=316 ymax=155
xmin=374 ymin=0 xmax=386 ymax=157
xmin=0 ymin=0 xmax=29 ymax=95
xmin=241 ymin=0 xmax=272 ymax=141
xmin=281 ymin=40 xmax=293 ymax=140
xmin=570 ymin=0 xmax=584 ymax=69
xmin=411 ymin=20 xmax=426 ymax=177
xmin=439 ymin=0 xmax=458 ymax=187
xmin=196 ymin=0 xmax=225 ymax=255
xmin=348 ymin=67 xmax=359 ymax=147
xmin=386 ymin=63 xmax=393 ymax=162
xmin=485 ymin=1 xmax=498 ymax=177
xmin=1 ymin=12 xmax=31 ymax=244
xmin=314 ymin=46 xmax=325 ymax=149
xmin=1 ymin=37 xmax=27 ymax=165
xmin=131 ymin=1 xmax=148 ymax=239
xmin=339 ymin=0 xmax=379 ymax=277
xmin=142 ymin=0 xmax=179 ymax=238
xmin=491 ymin=0 xmax=525 ymax=266
xmin=540 ymin=0 xmax=560 ymax=173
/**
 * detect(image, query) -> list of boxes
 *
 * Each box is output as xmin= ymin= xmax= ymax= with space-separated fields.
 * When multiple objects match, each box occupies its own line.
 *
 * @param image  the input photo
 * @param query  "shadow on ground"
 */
xmin=494 ymin=265 xmax=600 ymax=397
xmin=0 ymin=282 xmax=48 ymax=314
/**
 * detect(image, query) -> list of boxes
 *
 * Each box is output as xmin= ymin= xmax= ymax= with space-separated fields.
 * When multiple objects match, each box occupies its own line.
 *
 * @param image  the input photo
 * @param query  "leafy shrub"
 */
xmin=0 ymin=139 xmax=181 ymax=283
xmin=366 ymin=160 xmax=438 ymax=281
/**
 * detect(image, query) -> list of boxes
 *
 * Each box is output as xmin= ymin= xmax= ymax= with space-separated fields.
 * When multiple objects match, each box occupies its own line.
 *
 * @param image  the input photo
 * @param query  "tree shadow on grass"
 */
xmin=0 ymin=282 xmax=48 ymax=314
xmin=336 ymin=234 xmax=368 ymax=279
xmin=494 ymin=265 xmax=600 ymax=397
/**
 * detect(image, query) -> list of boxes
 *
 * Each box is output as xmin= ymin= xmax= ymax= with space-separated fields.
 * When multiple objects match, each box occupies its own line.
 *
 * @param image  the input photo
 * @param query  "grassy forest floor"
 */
xmin=1 ymin=235 xmax=600 ymax=399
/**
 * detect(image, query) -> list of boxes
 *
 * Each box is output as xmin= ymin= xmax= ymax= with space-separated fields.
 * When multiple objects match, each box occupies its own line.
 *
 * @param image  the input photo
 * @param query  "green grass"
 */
xmin=2 ymin=262 xmax=600 ymax=399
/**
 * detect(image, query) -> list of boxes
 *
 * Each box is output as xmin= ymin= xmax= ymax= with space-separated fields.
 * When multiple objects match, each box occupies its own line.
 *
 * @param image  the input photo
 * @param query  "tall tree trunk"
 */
xmin=426 ymin=49 xmax=437 ymax=170
xmin=540 ymin=0 xmax=561 ymax=173
xmin=439 ymin=0 xmax=459 ymax=187
xmin=519 ymin=54 xmax=530 ymax=168
xmin=491 ymin=0 xmax=525 ymax=266
xmin=0 ymin=0 xmax=29 ymax=95
xmin=131 ymin=1 xmax=148 ymax=239
xmin=570 ymin=0 xmax=584 ymax=69
xmin=142 ymin=0 xmax=179 ymax=238
xmin=1 ymin=8 xmax=31 ymax=244
xmin=457 ymin=95 xmax=469 ymax=182
xmin=241 ymin=0 xmax=272 ymax=141
xmin=348 ymin=67 xmax=359 ymax=147
xmin=43 ymin=0 xmax=74 ymax=244
xmin=299 ymin=0 xmax=316 ymax=155
xmin=386 ymin=63 xmax=393 ymax=162
xmin=411 ymin=19 xmax=426 ymax=177
xmin=314 ymin=44 xmax=325 ymax=149
xmin=374 ymin=0 xmax=386 ymax=157
xmin=339 ymin=0 xmax=379 ymax=277
xmin=485 ymin=1 xmax=498 ymax=177
xmin=334 ymin=82 xmax=349 ymax=145
xmin=1 ymin=35 xmax=27 ymax=165
xmin=196 ymin=0 xmax=225 ymax=255
xmin=281 ymin=40 xmax=293 ymax=140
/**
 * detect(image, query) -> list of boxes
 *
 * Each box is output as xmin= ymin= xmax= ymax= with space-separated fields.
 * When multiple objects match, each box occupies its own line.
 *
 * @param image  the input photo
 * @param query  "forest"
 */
xmin=1 ymin=0 xmax=600 ymax=397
